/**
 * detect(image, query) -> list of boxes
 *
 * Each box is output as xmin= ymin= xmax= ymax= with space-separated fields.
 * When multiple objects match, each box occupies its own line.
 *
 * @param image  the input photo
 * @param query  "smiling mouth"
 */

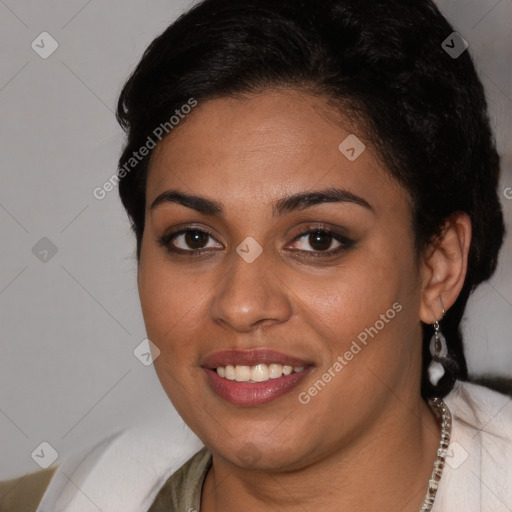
xmin=201 ymin=349 xmax=313 ymax=406
xmin=216 ymin=363 xmax=306 ymax=383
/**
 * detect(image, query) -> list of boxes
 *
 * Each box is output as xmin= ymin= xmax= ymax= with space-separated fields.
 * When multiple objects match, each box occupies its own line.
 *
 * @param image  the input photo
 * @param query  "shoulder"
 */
xmin=0 ymin=415 xmax=205 ymax=512
xmin=446 ymin=378 xmax=512 ymax=438
xmin=467 ymin=375 xmax=512 ymax=398
xmin=0 ymin=466 xmax=58 ymax=512
xmin=147 ymin=447 xmax=212 ymax=512
xmin=434 ymin=379 xmax=512 ymax=510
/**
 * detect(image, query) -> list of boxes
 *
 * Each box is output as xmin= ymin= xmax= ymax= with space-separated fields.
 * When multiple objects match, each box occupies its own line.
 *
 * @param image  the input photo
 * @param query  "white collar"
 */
xmin=433 ymin=380 xmax=512 ymax=510
xmin=36 ymin=413 xmax=203 ymax=512
xmin=36 ymin=380 xmax=512 ymax=511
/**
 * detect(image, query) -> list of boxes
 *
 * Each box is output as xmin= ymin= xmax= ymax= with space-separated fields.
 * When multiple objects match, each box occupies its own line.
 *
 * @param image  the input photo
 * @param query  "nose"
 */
xmin=210 ymin=248 xmax=293 ymax=333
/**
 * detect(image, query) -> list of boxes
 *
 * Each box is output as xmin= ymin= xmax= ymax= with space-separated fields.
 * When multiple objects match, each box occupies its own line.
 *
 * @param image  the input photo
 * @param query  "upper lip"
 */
xmin=201 ymin=349 xmax=312 ymax=369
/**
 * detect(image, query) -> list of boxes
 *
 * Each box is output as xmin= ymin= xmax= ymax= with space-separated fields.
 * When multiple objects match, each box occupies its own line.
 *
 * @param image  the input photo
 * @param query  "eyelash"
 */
xmin=157 ymin=225 xmax=355 ymax=258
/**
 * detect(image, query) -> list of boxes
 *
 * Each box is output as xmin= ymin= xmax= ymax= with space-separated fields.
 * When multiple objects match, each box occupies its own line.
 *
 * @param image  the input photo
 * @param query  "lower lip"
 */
xmin=204 ymin=367 xmax=313 ymax=406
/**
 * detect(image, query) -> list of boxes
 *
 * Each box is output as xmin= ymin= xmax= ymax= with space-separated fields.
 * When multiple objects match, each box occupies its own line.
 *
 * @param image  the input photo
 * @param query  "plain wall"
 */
xmin=1 ymin=0 xmax=511 ymax=479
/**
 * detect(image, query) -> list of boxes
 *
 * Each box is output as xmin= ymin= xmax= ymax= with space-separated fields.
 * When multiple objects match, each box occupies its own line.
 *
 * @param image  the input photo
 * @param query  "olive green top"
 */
xmin=0 ymin=465 xmax=57 ymax=512
xmin=147 ymin=447 xmax=212 ymax=512
xmin=0 ymin=449 xmax=211 ymax=512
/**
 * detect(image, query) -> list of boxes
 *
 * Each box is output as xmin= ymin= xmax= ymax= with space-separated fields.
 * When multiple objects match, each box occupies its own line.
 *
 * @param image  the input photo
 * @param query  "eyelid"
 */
xmin=157 ymin=226 xmax=223 ymax=255
xmin=157 ymin=223 xmax=355 ymax=256
xmin=286 ymin=224 xmax=355 ymax=255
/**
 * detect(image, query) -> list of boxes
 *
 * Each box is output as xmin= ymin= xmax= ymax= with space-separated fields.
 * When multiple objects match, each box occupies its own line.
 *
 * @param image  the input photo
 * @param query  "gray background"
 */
xmin=1 ymin=0 xmax=511 ymax=479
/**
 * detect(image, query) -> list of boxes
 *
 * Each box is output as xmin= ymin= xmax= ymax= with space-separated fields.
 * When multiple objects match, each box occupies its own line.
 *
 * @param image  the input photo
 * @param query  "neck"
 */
xmin=201 ymin=396 xmax=441 ymax=512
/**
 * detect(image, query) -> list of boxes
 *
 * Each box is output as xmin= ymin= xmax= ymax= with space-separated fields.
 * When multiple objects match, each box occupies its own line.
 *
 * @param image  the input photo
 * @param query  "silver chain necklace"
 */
xmin=418 ymin=397 xmax=452 ymax=511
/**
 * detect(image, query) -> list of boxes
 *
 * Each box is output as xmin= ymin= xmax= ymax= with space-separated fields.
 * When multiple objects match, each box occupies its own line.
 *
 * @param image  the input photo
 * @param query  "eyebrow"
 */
xmin=149 ymin=187 xmax=374 ymax=216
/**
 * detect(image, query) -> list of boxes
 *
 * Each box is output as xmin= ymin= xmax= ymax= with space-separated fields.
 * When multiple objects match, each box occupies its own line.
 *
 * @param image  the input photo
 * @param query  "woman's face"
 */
xmin=138 ymin=88 xmax=426 ymax=471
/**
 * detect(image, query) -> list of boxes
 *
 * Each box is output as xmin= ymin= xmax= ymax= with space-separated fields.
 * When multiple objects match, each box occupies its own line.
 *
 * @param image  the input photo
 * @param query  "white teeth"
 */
xmin=234 ymin=365 xmax=251 ymax=382
xmin=251 ymin=364 xmax=268 ymax=382
xmin=225 ymin=365 xmax=236 ymax=380
xmin=215 ymin=363 xmax=306 ymax=382
xmin=268 ymin=363 xmax=283 ymax=379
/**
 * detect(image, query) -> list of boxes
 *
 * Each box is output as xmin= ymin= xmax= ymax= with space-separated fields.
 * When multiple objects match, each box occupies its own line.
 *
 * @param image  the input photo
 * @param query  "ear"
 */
xmin=419 ymin=212 xmax=472 ymax=324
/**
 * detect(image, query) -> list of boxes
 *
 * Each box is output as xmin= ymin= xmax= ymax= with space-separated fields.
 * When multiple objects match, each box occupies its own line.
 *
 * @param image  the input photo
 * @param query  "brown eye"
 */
xmin=307 ymin=231 xmax=336 ymax=251
xmin=293 ymin=230 xmax=342 ymax=252
xmin=288 ymin=227 xmax=355 ymax=257
xmin=183 ymin=230 xmax=210 ymax=249
xmin=157 ymin=228 xmax=222 ymax=253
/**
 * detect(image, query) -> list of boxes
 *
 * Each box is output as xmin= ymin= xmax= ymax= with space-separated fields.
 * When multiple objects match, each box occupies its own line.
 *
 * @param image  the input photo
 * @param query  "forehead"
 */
xmin=146 ymin=89 xmax=407 ymax=213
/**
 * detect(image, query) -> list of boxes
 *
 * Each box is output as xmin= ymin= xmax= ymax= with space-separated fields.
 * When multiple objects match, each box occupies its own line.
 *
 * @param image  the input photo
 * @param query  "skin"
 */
xmin=137 ymin=88 xmax=471 ymax=511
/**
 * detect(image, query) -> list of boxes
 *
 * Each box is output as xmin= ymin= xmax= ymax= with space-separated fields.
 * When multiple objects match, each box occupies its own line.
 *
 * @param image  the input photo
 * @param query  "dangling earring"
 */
xmin=428 ymin=315 xmax=448 ymax=386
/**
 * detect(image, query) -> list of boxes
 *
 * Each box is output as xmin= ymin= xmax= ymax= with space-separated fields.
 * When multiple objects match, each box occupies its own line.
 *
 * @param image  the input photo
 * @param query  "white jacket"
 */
xmin=432 ymin=380 xmax=512 ymax=510
xmin=33 ymin=380 xmax=512 ymax=512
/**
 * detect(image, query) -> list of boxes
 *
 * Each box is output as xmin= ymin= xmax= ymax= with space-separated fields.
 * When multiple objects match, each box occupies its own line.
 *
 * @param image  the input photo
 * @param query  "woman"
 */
xmin=1 ymin=0 xmax=511 ymax=510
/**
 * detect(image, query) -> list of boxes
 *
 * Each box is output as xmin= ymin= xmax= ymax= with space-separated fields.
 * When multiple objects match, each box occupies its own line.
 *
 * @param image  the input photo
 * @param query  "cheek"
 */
xmin=137 ymin=253 xmax=210 ymax=416
xmin=298 ymin=237 xmax=419 ymax=376
xmin=137 ymin=246 xmax=207 ymax=362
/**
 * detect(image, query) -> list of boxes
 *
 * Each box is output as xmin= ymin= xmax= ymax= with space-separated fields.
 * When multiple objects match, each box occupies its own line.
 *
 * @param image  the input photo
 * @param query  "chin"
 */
xmin=208 ymin=434 xmax=312 ymax=472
